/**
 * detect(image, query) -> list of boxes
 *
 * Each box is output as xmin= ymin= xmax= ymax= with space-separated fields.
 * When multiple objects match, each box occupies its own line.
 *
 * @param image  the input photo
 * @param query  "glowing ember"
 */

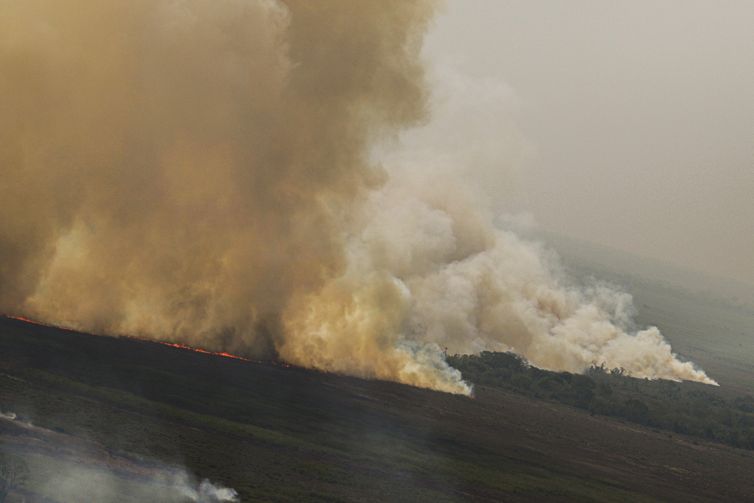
xmin=6 ymin=316 xmax=57 ymax=328
xmin=6 ymin=315 xmax=74 ymax=331
xmin=156 ymin=341 xmax=251 ymax=362
xmin=3 ymin=314 xmax=252 ymax=363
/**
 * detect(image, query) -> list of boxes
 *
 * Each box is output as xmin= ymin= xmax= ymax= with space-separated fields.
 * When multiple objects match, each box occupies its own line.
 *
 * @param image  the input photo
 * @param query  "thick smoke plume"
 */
xmin=0 ymin=0 xmax=433 ymax=352
xmin=0 ymin=0 xmax=714 ymax=394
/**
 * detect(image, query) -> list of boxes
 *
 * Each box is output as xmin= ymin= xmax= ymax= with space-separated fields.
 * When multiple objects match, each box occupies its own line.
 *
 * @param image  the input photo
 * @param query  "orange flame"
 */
xmin=155 ymin=341 xmax=251 ymax=362
xmin=3 ymin=314 xmax=257 ymax=363
xmin=6 ymin=315 xmax=75 ymax=331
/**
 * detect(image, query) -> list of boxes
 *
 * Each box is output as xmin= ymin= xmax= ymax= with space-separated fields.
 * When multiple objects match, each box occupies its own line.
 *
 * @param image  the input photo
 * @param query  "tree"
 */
xmin=623 ymin=399 xmax=650 ymax=425
xmin=0 ymin=453 xmax=29 ymax=503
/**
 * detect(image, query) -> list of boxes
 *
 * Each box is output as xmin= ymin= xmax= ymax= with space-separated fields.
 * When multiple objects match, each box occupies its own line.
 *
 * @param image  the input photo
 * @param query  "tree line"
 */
xmin=448 ymin=351 xmax=754 ymax=450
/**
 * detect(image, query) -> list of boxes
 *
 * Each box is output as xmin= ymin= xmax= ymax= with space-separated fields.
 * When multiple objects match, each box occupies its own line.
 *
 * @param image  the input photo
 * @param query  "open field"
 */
xmin=2 ymin=316 xmax=754 ymax=502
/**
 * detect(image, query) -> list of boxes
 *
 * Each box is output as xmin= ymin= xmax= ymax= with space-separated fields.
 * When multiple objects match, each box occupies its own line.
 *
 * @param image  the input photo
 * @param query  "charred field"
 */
xmin=1 ymin=315 xmax=754 ymax=502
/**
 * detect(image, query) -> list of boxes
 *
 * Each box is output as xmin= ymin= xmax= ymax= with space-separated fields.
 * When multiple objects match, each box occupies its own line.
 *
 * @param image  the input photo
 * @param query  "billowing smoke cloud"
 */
xmin=0 ymin=0 xmax=714 ymax=395
xmin=0 ymin=0 xmax=433 ymax=353
xmin=279 ymin=163 xmax=716 ymax=393
xmin=277 ymin=66 xmax=717 ymax=392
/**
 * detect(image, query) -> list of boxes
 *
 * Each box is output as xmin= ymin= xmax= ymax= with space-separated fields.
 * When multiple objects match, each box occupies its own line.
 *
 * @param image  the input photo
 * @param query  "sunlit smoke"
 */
xmin=0 ymin=0 xmax=714 ymax=394
xmin=0 ymin=0 xmax=433 ymax=352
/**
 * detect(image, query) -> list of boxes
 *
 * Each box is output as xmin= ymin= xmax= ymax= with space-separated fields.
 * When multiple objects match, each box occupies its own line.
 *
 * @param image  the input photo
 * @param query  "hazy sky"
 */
xmin=424 ymin=1 xmax=754 ymax=285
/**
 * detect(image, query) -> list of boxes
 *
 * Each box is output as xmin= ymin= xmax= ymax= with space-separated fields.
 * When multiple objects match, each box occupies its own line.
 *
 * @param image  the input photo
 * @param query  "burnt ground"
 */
xmin=1 ymin=315 xmax=753 ymax=502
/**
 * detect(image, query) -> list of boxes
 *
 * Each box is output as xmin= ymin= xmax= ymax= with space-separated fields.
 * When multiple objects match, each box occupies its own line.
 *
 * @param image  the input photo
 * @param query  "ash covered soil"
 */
xmin=1 ymin=316 xmax=753 ymax=502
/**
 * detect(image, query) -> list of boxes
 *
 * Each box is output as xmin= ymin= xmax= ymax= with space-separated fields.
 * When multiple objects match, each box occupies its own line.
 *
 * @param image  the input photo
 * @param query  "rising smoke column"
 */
xmin=0 ymin=0 xmax=434 ymax=353
xmin=0 ymin=0 xmax=714 ymax=394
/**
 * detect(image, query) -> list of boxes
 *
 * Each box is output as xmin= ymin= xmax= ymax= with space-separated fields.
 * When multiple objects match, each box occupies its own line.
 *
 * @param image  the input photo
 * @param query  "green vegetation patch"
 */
xmin=450 ymin=351 xmax=754 ymax=450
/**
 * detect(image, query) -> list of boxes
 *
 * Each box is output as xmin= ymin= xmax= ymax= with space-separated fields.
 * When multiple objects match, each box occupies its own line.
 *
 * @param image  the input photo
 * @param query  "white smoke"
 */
xmin=1 ymin=407 xmax=238 ymax=502
xmin=34 ymin=464 xmax=239 ymax=503
xmin=0 ymin=410 xmax=16 ymax=421
xmin=175 ymin=473 xmax=240 ymax=503
xmin=279 ymin=67 xmax=716 ymax=392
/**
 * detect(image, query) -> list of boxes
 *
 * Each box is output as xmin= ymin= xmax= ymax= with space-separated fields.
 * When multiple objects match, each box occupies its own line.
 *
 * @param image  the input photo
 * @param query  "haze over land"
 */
xmin=0 ymin=0 xmax=727 ymax=393
xmin=425 ymin=0 xmax=754 ymax=287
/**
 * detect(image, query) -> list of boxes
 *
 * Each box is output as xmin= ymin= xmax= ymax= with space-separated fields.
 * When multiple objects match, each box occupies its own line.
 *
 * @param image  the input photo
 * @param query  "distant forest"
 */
xmin=449 ymin=352 xmax=754 ymax=451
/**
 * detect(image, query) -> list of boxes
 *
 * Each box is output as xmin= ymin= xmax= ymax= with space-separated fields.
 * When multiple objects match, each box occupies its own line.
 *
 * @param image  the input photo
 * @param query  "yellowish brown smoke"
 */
xmin=0 ymin=0 xmax=433 ymax=352
xmin=0 ymin=0 xmax=714 ymax=394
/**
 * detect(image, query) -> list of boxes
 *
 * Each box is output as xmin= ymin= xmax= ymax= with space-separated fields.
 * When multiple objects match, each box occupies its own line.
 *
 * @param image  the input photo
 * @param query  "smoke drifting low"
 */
xmin=0 ymin=0 xmax=714 ymax=394
xmin=1 ymin=409 xmax=239 ymax=502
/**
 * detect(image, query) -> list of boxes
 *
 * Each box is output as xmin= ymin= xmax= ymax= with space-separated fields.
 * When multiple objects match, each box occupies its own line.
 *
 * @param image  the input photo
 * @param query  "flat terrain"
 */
xmin=632 ymin=283 xmax=754 ymax=396
xmin=2 ymin=316 xmax=754 ymax=502
xmin=554 ymin=241 xmax=754 ymax=396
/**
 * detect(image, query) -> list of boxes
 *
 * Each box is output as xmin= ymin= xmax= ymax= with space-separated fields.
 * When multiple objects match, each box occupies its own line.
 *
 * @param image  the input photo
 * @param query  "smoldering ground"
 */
xmin=0 ymin=0 xmax=714 ymax=393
